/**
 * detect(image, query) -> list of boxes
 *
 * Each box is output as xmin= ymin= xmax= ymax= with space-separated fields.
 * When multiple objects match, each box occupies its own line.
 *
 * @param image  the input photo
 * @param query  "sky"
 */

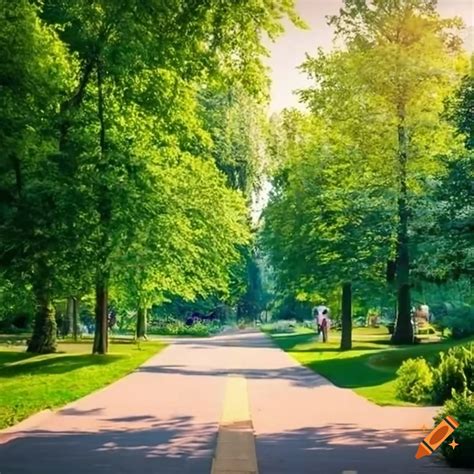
xmin=267 ymin=0 xmax=474 ymax=112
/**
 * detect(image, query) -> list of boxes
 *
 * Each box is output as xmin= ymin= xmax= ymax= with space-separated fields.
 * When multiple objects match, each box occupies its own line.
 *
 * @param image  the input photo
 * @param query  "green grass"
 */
xmin=270 ymin=328 xmax=474 ymax=406
xmin=0 ymin=339 xmax=166 ymax=429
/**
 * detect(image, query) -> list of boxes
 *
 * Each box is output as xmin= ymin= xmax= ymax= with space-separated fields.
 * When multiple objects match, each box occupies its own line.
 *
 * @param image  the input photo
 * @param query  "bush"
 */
xmin=435 ymin=392 xmax=474 ymax=468
xmin=395 ymin=357 xmax=433 ymax=404
xmin=148 ymin=319 xmax=220 ymax=337
xmin=432 ymin=343 xmax=474 ymax=404
xmin=434 ymin=304 xmax=474 ymax=339
xmin=450 ymin=309 xmax=474 ymax=338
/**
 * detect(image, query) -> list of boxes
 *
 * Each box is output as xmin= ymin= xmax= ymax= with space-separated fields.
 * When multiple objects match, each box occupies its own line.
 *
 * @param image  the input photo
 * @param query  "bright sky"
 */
xmin=268 ymin=0 xmax=474 ymax=112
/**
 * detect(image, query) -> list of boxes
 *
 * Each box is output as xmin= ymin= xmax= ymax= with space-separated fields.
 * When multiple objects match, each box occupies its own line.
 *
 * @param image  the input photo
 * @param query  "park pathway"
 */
xmin=0 ymin=331 xmax=469 ymax=474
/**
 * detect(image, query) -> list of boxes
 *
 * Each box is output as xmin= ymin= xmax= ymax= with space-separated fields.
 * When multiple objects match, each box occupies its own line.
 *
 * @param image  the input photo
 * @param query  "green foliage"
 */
xmin=395 ymin=343 xmax=474 ymax=405
xmin=431 ymin=343 xmax=474 ymax=404
xmin=148 ymin=319 xmax=220 ymax=337
xmin=413 ymin=158 xmax=473 ymax=284
xmin=395 ymin=357 xmax=433 ymax=404
xmin=446 ymin=73 xmax=474 ymax=150
xmin=262 ymin=111 xmax=395 ymax=309
xmin=0 ymin=0 xmax=303 ymax=352
xmin=0 ymin=277 xmax=34 ymax=331
xmin=413 ymin=75 xmax=474 ymax=283
xmin=262 ymin=0 xmax=470 ymax=348
xmin=199 ymin=85 xmax=267 ymax=199
xmin=435 ymin=392 xmax=474 ymax=468
xmin=441 ymin=305 xmax=474 ymax=339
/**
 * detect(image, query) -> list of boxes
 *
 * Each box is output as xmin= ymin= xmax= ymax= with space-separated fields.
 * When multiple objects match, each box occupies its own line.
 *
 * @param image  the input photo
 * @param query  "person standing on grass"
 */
xmin=321 ymin=315 xmax=331 ymax=342
xmin=314 ymin=305 xmax=331 ymax=342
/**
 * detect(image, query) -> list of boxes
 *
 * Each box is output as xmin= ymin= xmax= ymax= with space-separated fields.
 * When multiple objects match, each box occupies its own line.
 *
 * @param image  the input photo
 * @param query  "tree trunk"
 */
xmin=136 ymin=306 xmax=148 ymax=339
xmin=392 ymin=105 xmax=414 ymax=344
xmin=92 ymin=61 xmax=110 ymax=355
xmin=72 ymin=297 xmax=79 ymax=342
xmin=340 ymin=282 xmax=352 ymax=350
xmin=93 ymin=279 xmax=108 ymax=354
xmin=66 ymin=297 xmax=74 ymax=336
xmin=27 ymin=282 xmax=57 ymax=354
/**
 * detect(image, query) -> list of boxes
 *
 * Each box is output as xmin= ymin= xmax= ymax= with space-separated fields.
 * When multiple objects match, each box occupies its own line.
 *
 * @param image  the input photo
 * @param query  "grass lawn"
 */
xmin=269 ymin=327 xmax=474 ymax=406
xmin=0 ymin=338 xmax=166 ymax=429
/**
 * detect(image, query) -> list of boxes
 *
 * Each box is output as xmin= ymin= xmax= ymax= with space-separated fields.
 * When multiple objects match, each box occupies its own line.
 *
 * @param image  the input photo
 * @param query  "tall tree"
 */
xmin=413 ymin=72 xmax=474 ymax=283
xmin=300 ymin=0 xmax=467 ymax=344
xmin=0 ymin=0 xmax=75 ymax=353
xmin=262 ymin=111 xmax=394 ymax=349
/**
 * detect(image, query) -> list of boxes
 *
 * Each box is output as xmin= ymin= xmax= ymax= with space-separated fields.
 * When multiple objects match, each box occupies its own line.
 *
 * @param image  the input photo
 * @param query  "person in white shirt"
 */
xmin=313 ymin=305 xmax=331 ymax=342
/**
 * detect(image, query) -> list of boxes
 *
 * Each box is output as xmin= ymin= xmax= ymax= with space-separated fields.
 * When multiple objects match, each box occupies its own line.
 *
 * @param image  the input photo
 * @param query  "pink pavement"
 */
xmin=0 ymin=331 xmax=469 ymax=474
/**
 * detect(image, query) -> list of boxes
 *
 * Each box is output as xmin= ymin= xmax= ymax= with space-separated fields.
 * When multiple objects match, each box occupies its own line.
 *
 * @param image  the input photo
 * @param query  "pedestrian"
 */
xmin=321 ymin=316 xmax=330 ymax=342
xmin=315 ymin=305 xmax=331 ymax=343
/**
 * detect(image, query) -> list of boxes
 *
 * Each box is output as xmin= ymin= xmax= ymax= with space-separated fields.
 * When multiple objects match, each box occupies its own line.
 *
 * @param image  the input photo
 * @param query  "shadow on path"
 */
xmin=0 ymin=416 xmax=215 ymax=474
xmin=256 ymin=423 xmax=467 ymax=474
xmin=138 ymin=364 xmax=332 ymax=389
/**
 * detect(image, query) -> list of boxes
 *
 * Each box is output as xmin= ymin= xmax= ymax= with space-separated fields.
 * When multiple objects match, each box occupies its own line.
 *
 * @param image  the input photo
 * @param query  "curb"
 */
xmin=0 ymin=409 xmax=54 ymax=444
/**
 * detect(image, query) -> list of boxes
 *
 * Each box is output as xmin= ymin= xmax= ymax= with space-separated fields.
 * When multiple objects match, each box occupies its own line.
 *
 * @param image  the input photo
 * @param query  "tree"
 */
xmin=199 ymin=84 xmax=267 ymax=201
xmin=0 ymin=0 xmax=76 ymax=353
xmin=30 ymin=0 xmax=302 ymax=353
xmin=197 ymin=83 xmax=272 ymax=321
xmin=413 ymin=72 xmax=474 ymax=283
xmin=262 ymin=112 xmax=394 ymax=348
xmin=300 ymin=0 xmax=467 ymax=344
xmin=115 ymin=146 xmax=250 ymax=339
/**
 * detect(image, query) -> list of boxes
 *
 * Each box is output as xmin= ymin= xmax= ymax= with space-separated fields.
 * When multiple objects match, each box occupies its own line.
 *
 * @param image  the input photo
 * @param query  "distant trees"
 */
xmin=262 ymin=112 xmax=394 ymax=349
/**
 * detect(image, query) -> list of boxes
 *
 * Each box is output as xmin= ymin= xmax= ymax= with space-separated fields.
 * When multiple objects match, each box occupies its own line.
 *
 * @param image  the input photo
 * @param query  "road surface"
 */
xmin=0 ymin=331 xmax=469 ymax=474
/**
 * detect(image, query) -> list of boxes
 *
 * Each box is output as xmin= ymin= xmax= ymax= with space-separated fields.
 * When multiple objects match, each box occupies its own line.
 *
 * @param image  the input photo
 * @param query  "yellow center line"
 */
xmin=211 ymin=375 xmax=259 ymax=474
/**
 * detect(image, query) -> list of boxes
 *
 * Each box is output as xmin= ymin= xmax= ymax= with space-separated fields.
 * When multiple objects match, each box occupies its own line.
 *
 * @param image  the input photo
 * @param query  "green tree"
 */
xmin=31 ymin=0 xmax=302 ymax=353
xmin=0 ymin=0 xmax=76 ymax=353
xmin=300 ymin=0 xmax=467 ymax=344
xmin=262 ymin=111 xmax=394 ymax=348
xmin=114 ymin=146 xmax=250 ymax=339
xmin=199 ymin=84 xmax=267 ymax=200
xmin=413 ymin=72 xmax=474 ymax=283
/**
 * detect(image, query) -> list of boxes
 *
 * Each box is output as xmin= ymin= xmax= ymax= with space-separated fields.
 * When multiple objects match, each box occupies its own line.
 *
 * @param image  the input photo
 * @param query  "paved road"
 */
xmin=0 ymin=331 xmax=469 ymax=474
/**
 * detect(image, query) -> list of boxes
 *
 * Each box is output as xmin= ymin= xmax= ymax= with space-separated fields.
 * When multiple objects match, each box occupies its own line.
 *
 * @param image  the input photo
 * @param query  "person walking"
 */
xmin=314 ymin=305 xmax=331 ymax=342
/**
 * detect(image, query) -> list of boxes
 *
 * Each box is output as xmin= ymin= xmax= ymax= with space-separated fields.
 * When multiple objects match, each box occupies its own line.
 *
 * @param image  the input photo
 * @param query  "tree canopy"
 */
xmin=262 ymin=0 xmax=471 ymax=346
xmin=0 ymin=0 xmax=301 ymax=353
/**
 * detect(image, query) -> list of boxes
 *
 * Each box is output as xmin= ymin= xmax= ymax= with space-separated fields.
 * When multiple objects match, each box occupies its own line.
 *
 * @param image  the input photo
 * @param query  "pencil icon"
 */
xmin=415 ymin=416 xmax=459 ymax=459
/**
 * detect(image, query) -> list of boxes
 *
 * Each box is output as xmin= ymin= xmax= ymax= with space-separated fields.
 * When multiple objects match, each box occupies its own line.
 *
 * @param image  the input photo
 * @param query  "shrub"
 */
xmin=435 ymin=392 xmax=474 ymax=468
xmin=433 ymin=304 xmax=474 ymax=339
xmin=449 ymin=308 xmax=474 ymax=338
xmin=148 ymin=319 xmax=220 ymax=337
xmin=432 ymin=343 xmax=474 ymax=404
xmin=395 ymin=357 xmax=433 ymax=404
